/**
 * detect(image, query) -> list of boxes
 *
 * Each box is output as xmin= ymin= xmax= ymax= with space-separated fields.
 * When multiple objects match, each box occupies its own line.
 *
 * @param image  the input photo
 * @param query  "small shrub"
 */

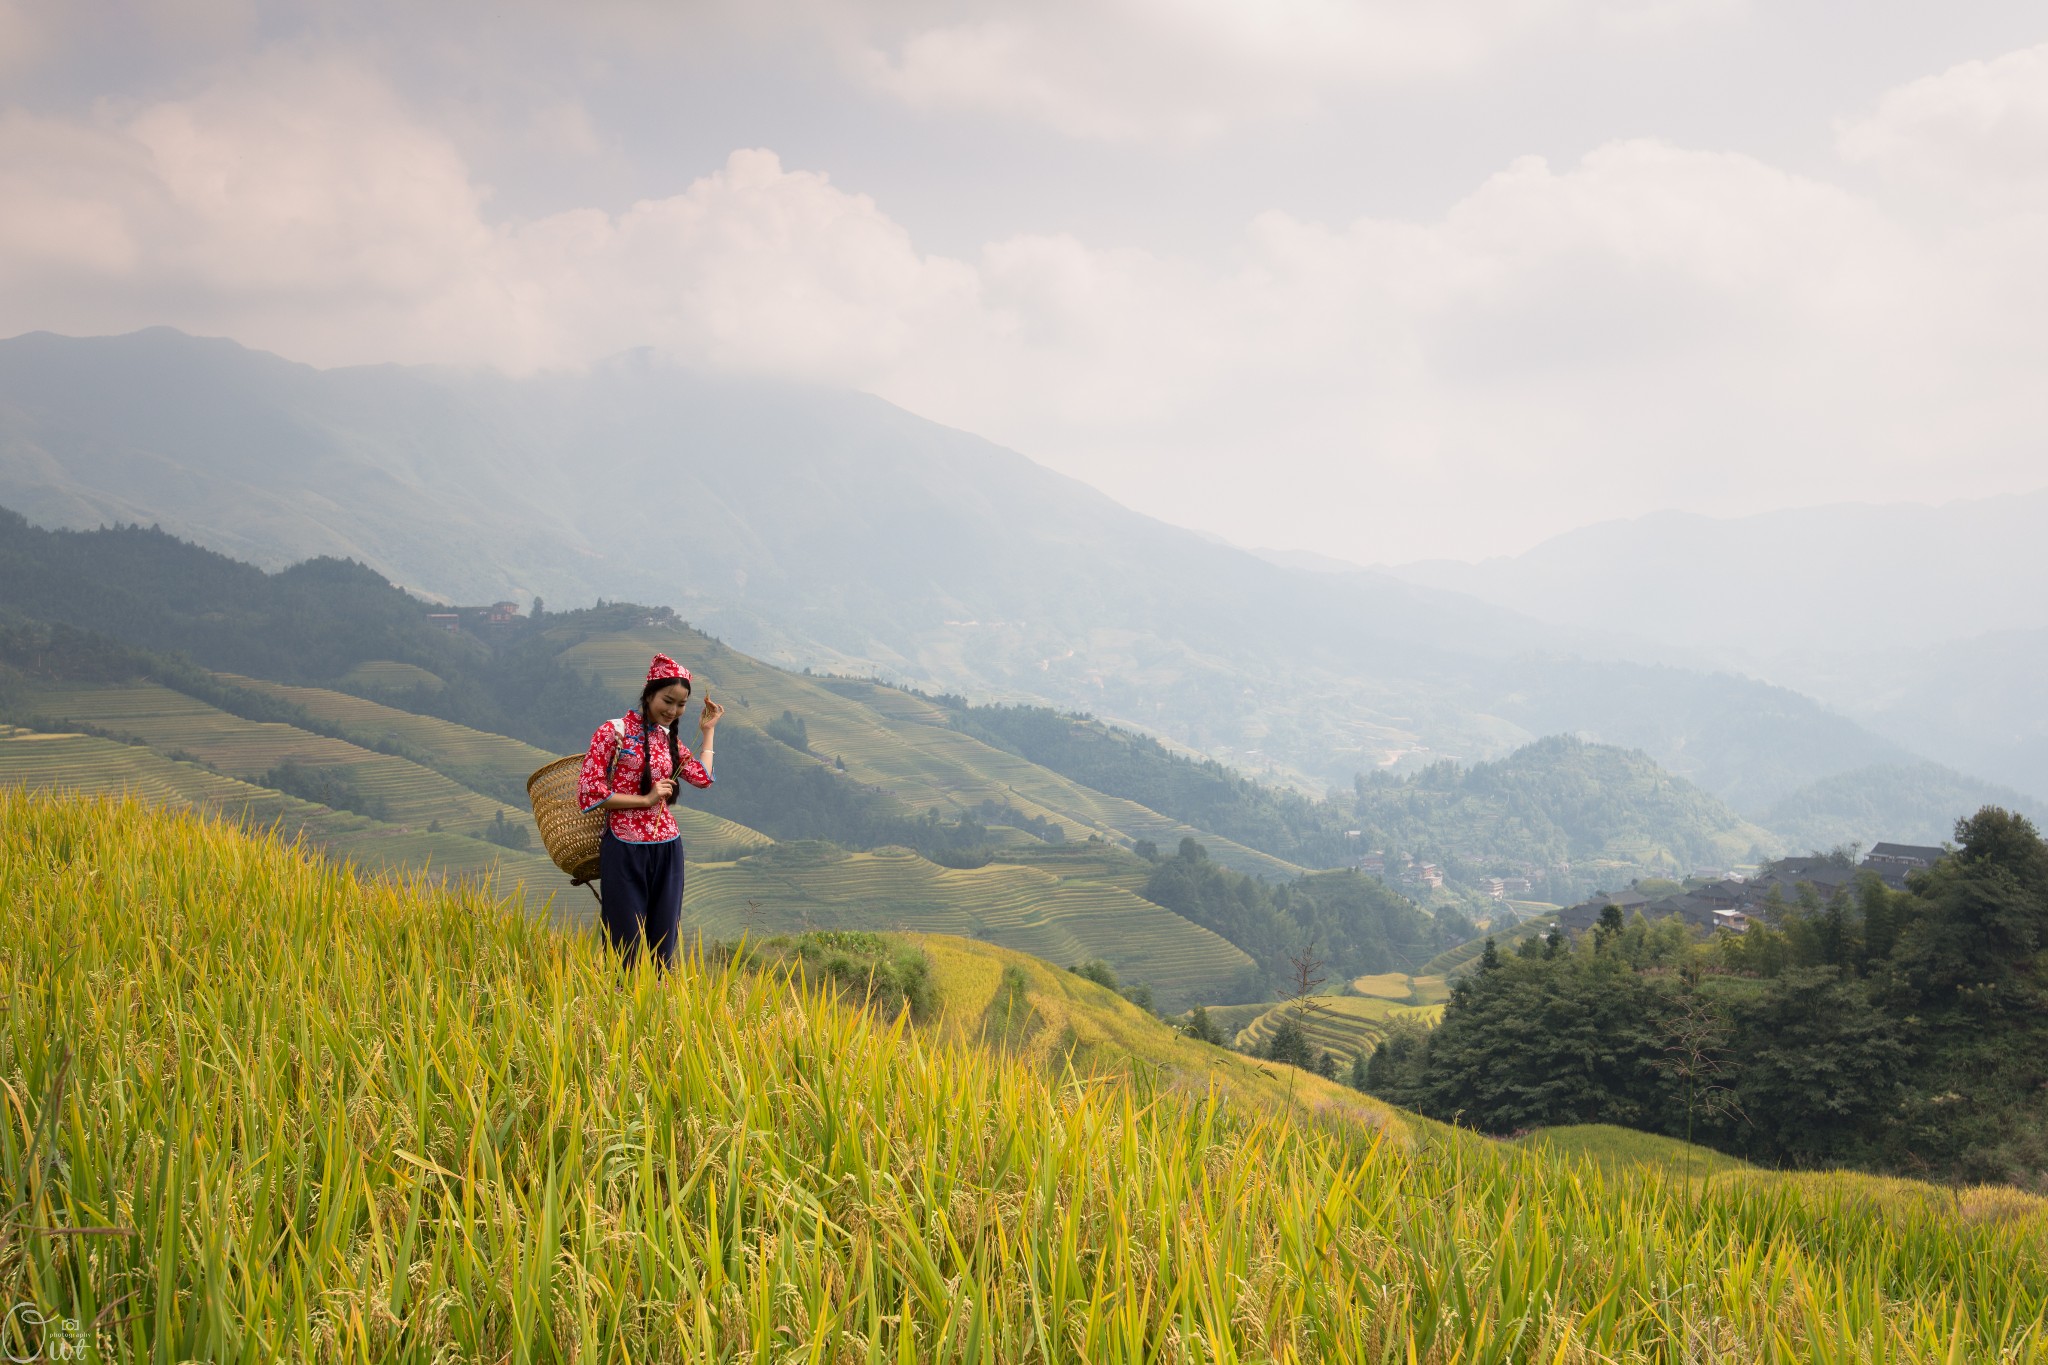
xmin=1071 ymin=958 xmax=1119 ymax=991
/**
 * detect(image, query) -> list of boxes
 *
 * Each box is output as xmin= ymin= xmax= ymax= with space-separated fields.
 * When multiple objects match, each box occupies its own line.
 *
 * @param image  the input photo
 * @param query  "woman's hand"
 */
xmin=698 ymin=697 xmax=724 ymax=737
xmin=647 ymin=778 xmax=676 ymax=807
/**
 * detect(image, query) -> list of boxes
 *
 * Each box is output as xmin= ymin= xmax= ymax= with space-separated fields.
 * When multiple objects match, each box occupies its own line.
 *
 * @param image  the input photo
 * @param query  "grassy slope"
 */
xmin=687 ymin=845 xmax=1255 ymax=1011
xmin=0 ymin=669 xmax=1254 ymax=1003
xmin=6 ymin=792 xmax=2046 ymax=1362
xmin=560 ymin=626 xmax=1307 ymax=879
xmin=215 ymin=672 xmax=771 ymax=857
xmin=0 ymin=726 xmax=563 ymax=909
xmin=9 ymin=680 xmax=518 ymax=834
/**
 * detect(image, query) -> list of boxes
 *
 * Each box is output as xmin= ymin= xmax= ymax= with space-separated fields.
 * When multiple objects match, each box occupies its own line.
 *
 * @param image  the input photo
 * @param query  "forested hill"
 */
xmin=1 ymin=509 xmax=1466 ymax=1002
xmin=940 ymin=699 xmax=1774 ymax=899
xmin=944 ymin=700 xmax=1351 ymax=866
xmin=1350 ymin=737 xmax=1778 ymax=897
xmin=0 ymin=506 xmax=622 ymax=753
xmin=0 ymin=327 xmax=1927 ymax=808
xmin=1366 ymin=806 xmax=2048 ymax=1188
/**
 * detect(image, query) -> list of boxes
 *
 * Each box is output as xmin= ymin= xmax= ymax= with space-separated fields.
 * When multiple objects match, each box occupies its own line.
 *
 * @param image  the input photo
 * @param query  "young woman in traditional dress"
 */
xmin=575 ymin=653 xmax=723 ymax=966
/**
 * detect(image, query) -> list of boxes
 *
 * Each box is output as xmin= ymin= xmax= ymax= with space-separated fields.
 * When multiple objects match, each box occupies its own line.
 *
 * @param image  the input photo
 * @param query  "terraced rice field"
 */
xmin=216 ymin=674 xmax=772 ymax=859
xmin=992 ymin=841 xmax=1157 ymax=891
xmin=560 ymin=627 xmax=1306 ymax=879
xmin=11 ymin=682 xmax=516 ymax=835
xmin=0 ymin=727 xmax=564 ymax=911
xmin=1195 ymin=998 xmax=1280 ymax=1038
xmin=1233 ymin=993 xmax=1440 ymax=1063
xmin=1348 ymin=971 xmax=1451 ymax=1005
xmin=337 ymin=658 xmax=446 ymax=692
xmin=1423 ymin=912 xmax=1560 ymax=976
xmin=222 ymin=673 xmax=561 ymax=779
xmin=683 ymin=844 xmax=1255 ymax=1009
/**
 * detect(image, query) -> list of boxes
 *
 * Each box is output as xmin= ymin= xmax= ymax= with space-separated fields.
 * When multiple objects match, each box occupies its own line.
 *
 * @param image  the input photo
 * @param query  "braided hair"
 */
xmin=637 ymin=676 xmax=689 ymax=804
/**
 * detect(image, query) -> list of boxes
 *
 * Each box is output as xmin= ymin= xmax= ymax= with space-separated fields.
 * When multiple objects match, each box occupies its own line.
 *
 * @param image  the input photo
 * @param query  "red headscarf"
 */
xmin=647 ymin=653 xmax=692 ymax=684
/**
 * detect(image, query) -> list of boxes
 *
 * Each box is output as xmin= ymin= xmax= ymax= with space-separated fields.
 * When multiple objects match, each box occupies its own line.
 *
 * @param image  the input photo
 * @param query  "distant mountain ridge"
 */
xmin=1384 ymin=495 xmax=2048 ymax=798
xmin=1387 ymin=493 xmax=2048 ymax=654
xmin=0 ymin=327 xmax=1955 ymax=814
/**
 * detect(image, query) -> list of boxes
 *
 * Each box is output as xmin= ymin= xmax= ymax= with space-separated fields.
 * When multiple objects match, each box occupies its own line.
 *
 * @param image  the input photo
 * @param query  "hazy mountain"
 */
xmin=1761 ymin=761 xmax=2044 ymax=856
xmin=1767 ymin=627 xmax=2048 ymax=802
xmin=1388 ymin=493 xmax=2048 ymax=656
xmin=0 ymin=328 xmax=1942 ymax=811
xmin=1384 ymin=498 xmax=2048 ymax=797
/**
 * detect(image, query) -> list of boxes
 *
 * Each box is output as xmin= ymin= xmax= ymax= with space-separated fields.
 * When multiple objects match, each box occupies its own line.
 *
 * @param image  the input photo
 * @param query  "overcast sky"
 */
xmin=3 ymin=1 xmax=2046 ymax=562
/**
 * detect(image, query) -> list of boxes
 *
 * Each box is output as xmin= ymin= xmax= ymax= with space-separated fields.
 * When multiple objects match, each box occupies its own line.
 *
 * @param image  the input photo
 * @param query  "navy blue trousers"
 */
xmin=598 ymin=830 xmax=684 ymax=968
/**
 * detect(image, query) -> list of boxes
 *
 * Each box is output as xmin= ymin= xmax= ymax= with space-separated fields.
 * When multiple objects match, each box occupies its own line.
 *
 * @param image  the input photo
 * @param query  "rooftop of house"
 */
xmin=1867 ymin=842 xmax=1947 ymax=864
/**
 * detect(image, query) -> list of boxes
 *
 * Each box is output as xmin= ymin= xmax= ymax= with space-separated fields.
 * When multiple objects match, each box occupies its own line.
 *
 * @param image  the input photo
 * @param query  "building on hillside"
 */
xmin=1563 ymin=886 xmax=1749 ymax=935
xmin=1475 ymin=876 xmax=1506 ymax=901
xmin=1693 ymin=878 xmax=1754 ymax=910
xmin=1641 ymin=893 xmax=1722 ymax=931
xmin=1557 ymin=888 xmax=1650 ymax=933
xmin=1750 ymin=857 xmax=1859 ymax=902
xmin=427 ymin=612 xmax=460 ymax=633
xmin=1859 ymin=842 xmax=1947 ymax=888
xmin=1400 ymin=861 xmax=1444 ymax=891
xmin=1357 ymin=853 xmax=1386 ymax=876
xmin=487 ymin=600 xmax=521 ymax=624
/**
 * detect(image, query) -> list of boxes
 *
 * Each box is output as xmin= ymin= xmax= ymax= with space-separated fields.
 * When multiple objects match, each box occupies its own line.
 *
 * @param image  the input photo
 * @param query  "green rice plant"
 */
xmin=4 ymin=790 xmax=2047 ymax=1363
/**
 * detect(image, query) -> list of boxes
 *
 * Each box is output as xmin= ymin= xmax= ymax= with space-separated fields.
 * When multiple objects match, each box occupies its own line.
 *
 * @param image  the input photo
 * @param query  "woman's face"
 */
xmin=648 ymin=682 xmax=690 ymax=728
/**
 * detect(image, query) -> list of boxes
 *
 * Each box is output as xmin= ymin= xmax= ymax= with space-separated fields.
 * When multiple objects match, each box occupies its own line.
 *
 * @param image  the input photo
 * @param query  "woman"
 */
xmin=575 ymin=653 xmax=723 ymax=967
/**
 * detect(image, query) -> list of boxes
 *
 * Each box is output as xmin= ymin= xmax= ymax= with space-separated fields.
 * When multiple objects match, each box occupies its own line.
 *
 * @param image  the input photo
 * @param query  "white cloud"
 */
xmin=1838 ymin=41 xmax=2048 ymax=213
xmin=2 ymin=49 xmax=2046 ymax=562
xmin=848 ymin=0 xmax=1740 ymax=144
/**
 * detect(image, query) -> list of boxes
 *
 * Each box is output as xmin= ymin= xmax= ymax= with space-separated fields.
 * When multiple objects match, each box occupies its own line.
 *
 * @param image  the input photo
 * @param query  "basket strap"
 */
xmin=603 ymin=716 xmax=630 ymax=786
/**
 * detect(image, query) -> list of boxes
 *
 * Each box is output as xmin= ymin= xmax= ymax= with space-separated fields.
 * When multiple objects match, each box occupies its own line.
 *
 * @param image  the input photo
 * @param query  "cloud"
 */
xmin=1837 ymin=42 xmax=2048 ymax=213
xmin=0 ymin=62 xmax=987 ymax=377
xmin=846 ymin=0 xmax=1743 ymax=144
xmin=2 ymin=48 xmax=2046 ymax=562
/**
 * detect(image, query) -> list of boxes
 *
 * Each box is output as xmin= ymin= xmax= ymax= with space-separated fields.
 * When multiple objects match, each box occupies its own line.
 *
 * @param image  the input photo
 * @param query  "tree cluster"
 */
xmin=1362 ymin=808 xmax=2048 ymax=1187
xmin=1139 ymin=837 xmax=1471 ymax=999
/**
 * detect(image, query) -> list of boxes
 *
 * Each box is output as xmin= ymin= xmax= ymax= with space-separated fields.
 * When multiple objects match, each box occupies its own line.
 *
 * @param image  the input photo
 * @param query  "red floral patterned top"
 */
xmin=576 ymin=711 xmax=713 ymax=844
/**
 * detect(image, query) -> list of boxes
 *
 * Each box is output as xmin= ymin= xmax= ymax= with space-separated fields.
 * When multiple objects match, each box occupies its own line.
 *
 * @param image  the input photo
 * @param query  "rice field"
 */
xmin=992 ymin=841 xmax=1157 ymax=893
xmin=6 ymin=790 xmax=2047 ymax=1363
xmin=213 ymin=674 xmax=773 ymax=860
xmin=1233 ymin=994 xmax=1418 ymax=1063
xmin=1422 ymin=912 xmax=1561 ymax=977
xmin=0 ymin=727 xmax=565 ymax=912
xmin=559 ymin=628 xmax=1306 ymax=880
xmin=220 ymin=672 xmax=563 ymax=781
xmin=1348 ymin=971 xmax=1451 ymax=1005
xmin=10 ymin=682 xmax=515 ymax=835
xmin=337 ymin=659 xmax=447 ymax=693
xmin=684 ymin=843 xmax=1257 ymax=1010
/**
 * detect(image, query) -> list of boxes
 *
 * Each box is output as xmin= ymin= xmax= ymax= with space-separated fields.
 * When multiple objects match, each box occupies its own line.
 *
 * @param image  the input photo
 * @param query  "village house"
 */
xmin=1559 ymin=841 xmax=1949 ymax=937
xmin=1399 ymin=861 xmax=1445 ymax=891
xmin=1859 ymin=842 xmax=1947 ymax=888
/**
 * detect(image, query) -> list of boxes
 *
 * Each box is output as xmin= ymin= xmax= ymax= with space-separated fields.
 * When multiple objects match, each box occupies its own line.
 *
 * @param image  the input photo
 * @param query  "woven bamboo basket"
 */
xmin=527 ymin=755 xmax=604 ymax=885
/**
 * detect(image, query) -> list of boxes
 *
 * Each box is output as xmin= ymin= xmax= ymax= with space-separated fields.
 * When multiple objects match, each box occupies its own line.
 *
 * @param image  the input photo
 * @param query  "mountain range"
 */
xmin=1382 ymin=494 xmax=2048 ymax=799
xmin=1 ymin=326 xmax=2037 ymax=836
